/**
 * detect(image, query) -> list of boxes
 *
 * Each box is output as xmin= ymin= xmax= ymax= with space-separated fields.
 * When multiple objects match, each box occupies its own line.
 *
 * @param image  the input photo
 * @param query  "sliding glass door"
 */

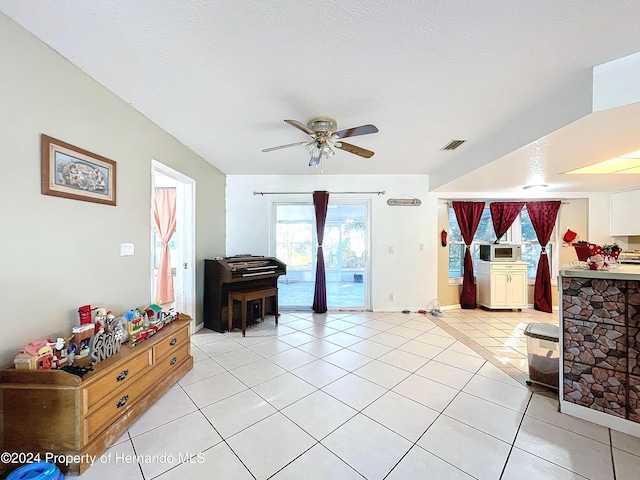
xmin=273 ymin=200 xmax=370 ymax=309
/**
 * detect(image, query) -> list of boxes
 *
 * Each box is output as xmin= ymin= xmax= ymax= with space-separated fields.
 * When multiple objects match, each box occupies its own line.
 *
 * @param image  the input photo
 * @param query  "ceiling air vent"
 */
xmin=441 ymin=139 xmax=466 ymax=151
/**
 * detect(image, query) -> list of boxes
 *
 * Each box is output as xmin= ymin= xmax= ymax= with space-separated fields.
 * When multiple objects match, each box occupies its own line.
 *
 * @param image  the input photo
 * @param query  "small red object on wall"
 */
xmin=563 ymin=229 xmax=577 ymax=243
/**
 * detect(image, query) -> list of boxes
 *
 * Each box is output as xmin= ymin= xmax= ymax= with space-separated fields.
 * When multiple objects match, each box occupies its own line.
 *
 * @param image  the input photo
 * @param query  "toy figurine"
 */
xmin=145 ymin=304 xmax=162 ymax=325
xmin=72 ymin=324 xmax=95 ymax=358
xmin=78 ymin=304 xmax=93 ymax=325
xmin=49 ymin=337 xmax=68 ymax=368
xmin=14 ymin=340 xmax=54 ymax=370
xmin=67 ymin=343 xmax=79 ymax=365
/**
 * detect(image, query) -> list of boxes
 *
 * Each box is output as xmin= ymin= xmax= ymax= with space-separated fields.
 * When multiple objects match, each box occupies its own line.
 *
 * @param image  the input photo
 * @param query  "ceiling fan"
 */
xmin=262 ymin=116 xmax=378 ymax=166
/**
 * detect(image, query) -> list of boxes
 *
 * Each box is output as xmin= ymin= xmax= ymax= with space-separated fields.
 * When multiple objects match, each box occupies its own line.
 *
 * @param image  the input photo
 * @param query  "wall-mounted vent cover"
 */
xmin=441 ymin=139 xmax=466 ymax=150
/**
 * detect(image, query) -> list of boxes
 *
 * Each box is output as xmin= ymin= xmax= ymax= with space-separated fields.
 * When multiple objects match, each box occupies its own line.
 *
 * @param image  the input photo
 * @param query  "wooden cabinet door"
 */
xmin=611 ymin=189 xmax=640 ymax=235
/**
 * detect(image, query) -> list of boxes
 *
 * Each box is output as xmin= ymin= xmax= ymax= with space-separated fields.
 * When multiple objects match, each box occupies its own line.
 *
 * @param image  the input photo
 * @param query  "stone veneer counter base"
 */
xmin=560 ymin=266 xmax=640 ymax=437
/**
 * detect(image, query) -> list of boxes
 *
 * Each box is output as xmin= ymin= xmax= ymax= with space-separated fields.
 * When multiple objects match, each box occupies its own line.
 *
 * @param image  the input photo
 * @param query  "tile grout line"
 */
xmin=498 ymin=392 xmax=534 ymax=480
xmin=609 ymin=428 xmax=617 ymax=480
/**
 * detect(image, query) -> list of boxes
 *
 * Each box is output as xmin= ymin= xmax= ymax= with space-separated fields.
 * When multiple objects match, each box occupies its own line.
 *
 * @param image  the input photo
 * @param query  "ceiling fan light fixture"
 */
xmin=307 ymin=116 xmax=337 ymax=133
xmin=321 ymin=144 xmax=335 ymax=158
xmin=306 ymin=141 xmax=319 ymax=155
xmin=264 ymin=116 xmax=378 ymax=166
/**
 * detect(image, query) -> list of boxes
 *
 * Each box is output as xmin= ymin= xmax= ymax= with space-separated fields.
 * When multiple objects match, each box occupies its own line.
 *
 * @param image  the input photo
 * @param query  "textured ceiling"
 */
xmin=2 ymin=0 xmax=640 ymax=193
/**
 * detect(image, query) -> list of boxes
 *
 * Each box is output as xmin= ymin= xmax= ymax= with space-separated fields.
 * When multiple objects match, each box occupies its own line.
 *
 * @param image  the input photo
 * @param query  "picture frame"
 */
xmin=41 ymin=134 xmax=117 ymax=206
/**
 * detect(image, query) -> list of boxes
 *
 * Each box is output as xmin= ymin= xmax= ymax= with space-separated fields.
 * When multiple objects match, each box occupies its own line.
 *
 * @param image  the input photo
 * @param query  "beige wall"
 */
xmin=0 ymin=15 xmax=226 ymax=368
xmin=437 ymin=198 xmax=589 ymax=309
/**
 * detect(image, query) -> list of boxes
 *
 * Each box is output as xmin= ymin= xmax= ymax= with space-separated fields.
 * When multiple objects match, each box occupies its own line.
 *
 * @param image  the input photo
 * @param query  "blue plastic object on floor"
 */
xmin=6 ymin=462 xmax=64 ymax=480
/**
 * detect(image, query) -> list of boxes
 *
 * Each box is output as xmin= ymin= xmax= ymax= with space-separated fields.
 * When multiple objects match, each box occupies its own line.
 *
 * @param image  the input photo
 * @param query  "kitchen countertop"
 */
xmin=560 ymin=264 xmax=640 ymax=280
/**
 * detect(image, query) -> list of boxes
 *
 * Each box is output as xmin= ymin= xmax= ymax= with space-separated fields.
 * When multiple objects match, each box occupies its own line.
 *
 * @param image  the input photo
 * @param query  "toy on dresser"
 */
xmin=12 ymin=304 xmax=181 ymax=371
xmin=128 ymin=306 xmax=178 ymax=347
xmin=13 ymin=340 xmax=54 ymax=370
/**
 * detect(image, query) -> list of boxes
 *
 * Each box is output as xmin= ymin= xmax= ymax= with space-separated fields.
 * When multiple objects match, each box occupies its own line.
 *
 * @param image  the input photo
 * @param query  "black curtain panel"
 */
xmin=312 ymin=191 xmax=330 ymax=313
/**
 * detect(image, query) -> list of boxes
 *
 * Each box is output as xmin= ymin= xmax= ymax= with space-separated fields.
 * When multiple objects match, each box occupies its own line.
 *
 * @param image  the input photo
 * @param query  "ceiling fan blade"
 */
xmin=261 ymin=141 xmax=307 ymax=153
xmin=336 ymin=141 xmax=375 ymax=158
xmin=284 ymin=119 xmax=314 ymax=136
xmin=335 ymin=124 xmax=378 ymax=139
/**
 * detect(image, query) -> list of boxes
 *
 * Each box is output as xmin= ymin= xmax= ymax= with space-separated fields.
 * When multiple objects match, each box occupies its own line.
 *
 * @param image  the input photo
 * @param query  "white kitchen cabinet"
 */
xmin=611 ymin=189 xmax=640 ymax=236
xmin=477 ymin=261 xmax=528 ymax=310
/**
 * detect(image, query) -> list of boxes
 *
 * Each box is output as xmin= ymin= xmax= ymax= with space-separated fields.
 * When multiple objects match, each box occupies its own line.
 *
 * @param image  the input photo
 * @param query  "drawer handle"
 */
xmin=116 ymin=395 xmax=129 ymax=409
xmin=116 ymin=370 xmax=129 ymax=382
xmin=169 ymin=338 xmax=178 ymax=346
xmin=170 ymin=357 xmax=177 ymax=366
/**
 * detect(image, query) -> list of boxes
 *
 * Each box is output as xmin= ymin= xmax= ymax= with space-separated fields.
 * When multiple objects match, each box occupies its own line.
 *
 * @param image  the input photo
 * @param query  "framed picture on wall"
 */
xmin=41 ymin=134 xmax=117 ymax=206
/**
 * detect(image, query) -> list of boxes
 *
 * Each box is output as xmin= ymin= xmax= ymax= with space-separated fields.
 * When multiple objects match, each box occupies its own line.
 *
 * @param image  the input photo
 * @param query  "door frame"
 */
xmin=271 ymin=197 xmax=371 ymax=311
xmin=150 ymin=160 xmax=196 ymax=330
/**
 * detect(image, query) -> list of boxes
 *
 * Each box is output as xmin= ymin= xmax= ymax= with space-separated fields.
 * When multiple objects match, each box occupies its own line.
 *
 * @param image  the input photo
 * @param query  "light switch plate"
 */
xmin=120 ymin=243 xmax=135 ymax=256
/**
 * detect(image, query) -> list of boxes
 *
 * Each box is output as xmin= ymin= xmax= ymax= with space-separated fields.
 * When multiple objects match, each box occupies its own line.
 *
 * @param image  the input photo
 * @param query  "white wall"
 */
xmin=0 ymin=14 xmax=226 ymax=368
xmin=226 ymin=175 xmax=437 ymax=311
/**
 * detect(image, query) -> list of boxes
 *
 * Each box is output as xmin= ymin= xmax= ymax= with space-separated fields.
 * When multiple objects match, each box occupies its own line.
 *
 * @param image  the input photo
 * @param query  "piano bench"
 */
xmin=228 ymin=287 xmax=278 ymax=337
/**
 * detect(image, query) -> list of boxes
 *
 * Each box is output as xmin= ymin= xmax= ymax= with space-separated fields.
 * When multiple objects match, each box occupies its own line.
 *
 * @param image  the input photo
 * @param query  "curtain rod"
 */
xmin=442 ymin=200 xmax=570 ymax=205
xmin=253 ymin=191 xmax=386 ymax=196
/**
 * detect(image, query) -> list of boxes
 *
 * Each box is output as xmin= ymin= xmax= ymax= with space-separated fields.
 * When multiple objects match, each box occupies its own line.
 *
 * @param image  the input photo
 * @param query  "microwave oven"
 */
xmin=479 ymin=244 xmax=522 ymax=262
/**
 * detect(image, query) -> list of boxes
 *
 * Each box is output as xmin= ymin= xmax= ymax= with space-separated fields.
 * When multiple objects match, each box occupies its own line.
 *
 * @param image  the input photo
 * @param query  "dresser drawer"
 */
xmin=82 ymin=349 xmax=152 ymax=414
xmin=154 ymin=343 xmax=191 ymax=377
xmin=84 ymin=364 xmax=156 ymax=443
xmin=153 ymin=324 xmax=189 ymax=361
xmin=83 ymin=342 xmax=191 ymax=443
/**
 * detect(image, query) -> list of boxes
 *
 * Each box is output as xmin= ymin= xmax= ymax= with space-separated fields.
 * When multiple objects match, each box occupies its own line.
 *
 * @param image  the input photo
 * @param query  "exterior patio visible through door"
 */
xmin=273 ymin=201 xmax=370 ymax=310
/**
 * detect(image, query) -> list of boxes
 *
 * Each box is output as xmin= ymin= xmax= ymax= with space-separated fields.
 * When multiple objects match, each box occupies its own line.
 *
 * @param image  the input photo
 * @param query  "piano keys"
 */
xmin=203 ymin=256 xmax=287 ymax=333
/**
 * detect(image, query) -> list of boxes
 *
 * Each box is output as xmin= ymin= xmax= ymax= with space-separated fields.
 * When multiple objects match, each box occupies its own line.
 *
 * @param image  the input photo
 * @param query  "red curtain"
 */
xmin=153 ymin=187 xmax=177 ymax=305
xmin=525 ymin=201 xmax=561 ymax=313
xmin=490 ymin=202 xmax=525 ymax=241
xmin=452 ymin=201 xmax=485 ymax=309
xmin=312 ymin=191 xmax=330 ymax=313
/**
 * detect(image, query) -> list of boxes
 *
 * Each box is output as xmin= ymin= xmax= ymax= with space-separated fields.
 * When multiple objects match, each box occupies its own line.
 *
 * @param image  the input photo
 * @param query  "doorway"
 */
xmin=151 ymin=160 xmax=196 ymax=331
xmin=273 ymin=199 xmax=370 ymax=310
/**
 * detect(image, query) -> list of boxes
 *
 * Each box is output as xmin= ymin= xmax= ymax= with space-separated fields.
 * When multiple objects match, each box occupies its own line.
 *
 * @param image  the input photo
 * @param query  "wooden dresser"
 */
xmin=0 ymin=317 xmax=193 ymax=475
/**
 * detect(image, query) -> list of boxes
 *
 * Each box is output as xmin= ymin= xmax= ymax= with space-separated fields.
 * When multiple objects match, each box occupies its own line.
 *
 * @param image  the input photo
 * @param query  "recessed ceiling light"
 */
xmin=564 ymin=149 xmax=640 ymax=174
xmin=523 ymin=184 xmax=548 ymax=196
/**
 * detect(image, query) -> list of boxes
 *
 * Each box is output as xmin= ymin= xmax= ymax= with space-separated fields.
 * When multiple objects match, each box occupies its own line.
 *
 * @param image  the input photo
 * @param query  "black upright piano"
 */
xmin=203 ymin=256 xmax=287 ymax=332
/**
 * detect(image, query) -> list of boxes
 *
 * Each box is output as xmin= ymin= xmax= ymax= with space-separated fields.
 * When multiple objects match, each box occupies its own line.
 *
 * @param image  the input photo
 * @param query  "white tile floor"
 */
xmin=75 ymin=309 xmax=640 ymax=479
